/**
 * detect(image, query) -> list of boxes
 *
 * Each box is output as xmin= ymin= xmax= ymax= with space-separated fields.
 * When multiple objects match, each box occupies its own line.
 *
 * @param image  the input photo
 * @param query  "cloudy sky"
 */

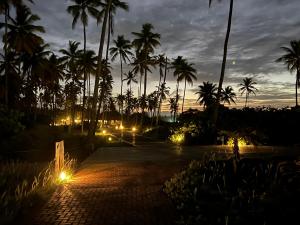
xmin=29 ymin=0 xmax=300 ymax=110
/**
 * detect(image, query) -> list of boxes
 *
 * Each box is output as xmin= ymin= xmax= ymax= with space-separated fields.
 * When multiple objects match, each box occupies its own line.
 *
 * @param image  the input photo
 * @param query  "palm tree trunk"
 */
xmin=213 ymin=0 xmax=234 ymax=123
xmin=175 ymin=80 xmax=179 ymax=121
xmin=120 ymin=55 xmax=123 ymax=124
xmin=144 ymin=68 xmax=147 ymax=97
xmin=156 ymin=57 xmax=167 ymax=126
xmin=296 ymin=70 xmax=299 ymax=107
xmin=245 ymin=93 xmax=248 ymax=107
xmin=81 ymin=24 xmax=87 ymax=134
xmin=89 ymin=0 xmax=112 ymax=137
xmin=181 ymin=78 xmax=187 ymax=113
xmin=106 ymin=11 xmax=112 ymax=61
xmin=4 ymin=7 xmax=8 ymax=106
xmin=139 ymin=73 xmax=142 ymax=98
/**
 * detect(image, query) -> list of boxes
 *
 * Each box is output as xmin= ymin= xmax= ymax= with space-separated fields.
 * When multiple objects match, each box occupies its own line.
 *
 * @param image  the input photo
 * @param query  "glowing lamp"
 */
xmin=59 ymin=171 xmax=69 ymax=182
xmin=132 ymin=127 xmax=136 ymax=132
xmin=108 ymin=137 xmax=112 ymax=142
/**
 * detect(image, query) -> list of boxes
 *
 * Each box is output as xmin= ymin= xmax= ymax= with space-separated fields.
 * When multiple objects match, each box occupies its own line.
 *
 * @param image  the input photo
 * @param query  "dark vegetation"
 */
xmin=164 ymin=156 xmax=300 ymax=225
xmin=171 ymin=107 xmax=300 ymax=146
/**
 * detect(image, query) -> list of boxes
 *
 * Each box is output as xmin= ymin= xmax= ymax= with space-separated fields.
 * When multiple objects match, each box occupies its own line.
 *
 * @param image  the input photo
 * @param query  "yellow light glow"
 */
xmin=102 ymin=130 xmax=106 ymax=134
xmin=227 ymin=137 xmax=247 ymax=147
xmin=108 ymin=137 xmax=112 ymax=141
xmin=115 ymin=126 xmax=119 ymax=130
xmin=59 ymin=171 xmax=70 ymax=182
xmin=66 ymin=117 xmax=70 ymax=121
xmin=169 ymin=133 xmax=185 ymax=145
xmin=120 ymin=125 xmax=124 ymax=130
xmin=132 ymin=127 xmax=136 ymax=132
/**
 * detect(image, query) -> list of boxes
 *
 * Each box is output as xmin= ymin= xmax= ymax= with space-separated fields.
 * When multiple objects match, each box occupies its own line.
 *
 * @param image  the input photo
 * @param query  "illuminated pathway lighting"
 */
xmin=120 ymin=125 xmax=124 ymax=130
xmin=102 ymin=130 xmax=106 ymax=134
xmin=108 ymin=137 xmax=112 ymax=142
xmin=59 ymin=171 xmax=70 ymax=182
xmin=132 ymin=127 xmax=136 ymax=132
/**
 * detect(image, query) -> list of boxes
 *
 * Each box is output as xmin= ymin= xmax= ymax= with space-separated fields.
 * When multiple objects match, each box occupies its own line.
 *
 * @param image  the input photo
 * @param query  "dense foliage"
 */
xmin=164 ymin=156 xmax=300 ymax=225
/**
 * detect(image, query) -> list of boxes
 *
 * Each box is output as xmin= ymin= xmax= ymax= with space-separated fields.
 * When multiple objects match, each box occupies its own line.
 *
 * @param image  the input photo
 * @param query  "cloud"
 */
xmin=27 ymin=0 xmax=300 ymax=108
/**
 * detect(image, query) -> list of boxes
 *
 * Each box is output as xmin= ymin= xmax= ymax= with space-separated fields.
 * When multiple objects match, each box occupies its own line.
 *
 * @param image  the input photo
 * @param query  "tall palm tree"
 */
xmin=67 ymin=0 xmax=102 ymax=132
xmin=60 ymin=41 xmax=81 ymax=82
xmin=60 ymin=41 xmax=82 ymax=126
xmin=132 ymin=23 xmax=160 ymax=96
xmin=156 ymin=56 xmax=168 ymax=126
xmin=1 ymin=4 xmax=45 ymax=55
xmin=221 ymin=86 xmax=236 ymax=105
xmin=176 ymin=60 xmax=197 ymax=113
xmin=131 ymin=50 xmax=152 ymax=98
xmin=0 ymin=0 xmax=33 ymax=105
xmin=196 ymin=81 xmax=217 ymax=109
xmin=238 ymin=77 xmax=258 ymax=107
xmin=209 ymin=0 xmax=234 ymax=122
xmin=171 ymin=56 xmax=185 ymax=118
xmin=123 ymin=70 xmax=137 ymax=93
xmin=77 ymin=49 xmax=97 ymax=121
xmin=276 ymin=40 xmax=300 ymax=107
xmin=109 ymin=35 xmax=133 ymax=96
xmin=89 ymin=0 xmax=112 ymax=137
xmin=104 ymin=0 xmax=129 ymax=60
xmin=95 ymin=60 xmax=113 ymax=131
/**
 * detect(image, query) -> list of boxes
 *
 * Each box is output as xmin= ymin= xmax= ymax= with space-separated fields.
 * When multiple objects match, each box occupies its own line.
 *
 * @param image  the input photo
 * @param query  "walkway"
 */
xmin=34 ymin=143 xmax=188 ymax=225
xmin=33 ymin=141 xmax=299 ymax=225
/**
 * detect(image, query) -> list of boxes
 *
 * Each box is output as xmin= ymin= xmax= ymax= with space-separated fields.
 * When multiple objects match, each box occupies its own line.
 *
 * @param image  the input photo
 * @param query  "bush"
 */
xmin=164 ymin=157 xmax=300 ymax=225
xmin=0 ymin=105 xmax=24 ymax=141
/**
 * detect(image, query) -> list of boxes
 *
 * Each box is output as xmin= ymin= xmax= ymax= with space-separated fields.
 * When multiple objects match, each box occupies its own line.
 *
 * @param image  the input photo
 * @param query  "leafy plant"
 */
xmin=164 ymin=156 xmax=300 ymax=225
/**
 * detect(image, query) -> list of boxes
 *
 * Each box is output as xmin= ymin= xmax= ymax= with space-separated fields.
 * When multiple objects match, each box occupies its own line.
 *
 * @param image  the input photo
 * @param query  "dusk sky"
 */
xmin=30 ymin=0 xmax=300 ymax=110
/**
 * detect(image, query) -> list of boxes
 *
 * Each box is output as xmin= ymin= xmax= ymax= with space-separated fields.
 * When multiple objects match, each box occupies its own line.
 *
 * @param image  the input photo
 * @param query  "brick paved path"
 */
xmin=34 ymin=144 xmax=186 ymax=225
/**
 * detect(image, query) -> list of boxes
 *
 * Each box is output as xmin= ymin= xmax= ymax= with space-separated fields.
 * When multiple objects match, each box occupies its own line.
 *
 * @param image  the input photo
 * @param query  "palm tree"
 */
xmin=196 ymin=81 xmax=217 ymax=109
xmin=89 ymin=0 xmax=112 ymax=137
xmin=109 ymin=35 xmax=133 ymax=96
xmin=67 ymin=0 xmax=102 ymax=132
xmin=171 ymin=56 xmax=185 ymax=118
xmin=60 ymin=41 xmax=81 ymax=82
xmin=221 ymin=86 xmax=236 ymax=105
xmin=276 ymin=40 xmax=300 ymax=107
xmin=155 ymin=56 xmax=168 ymax=125
xmin=176 ymin=60 xmax=197 ymax=113
xmin=77 ymin=49 xmax=97 ymax=121
xmin=95 ymin=60 xmax=113 ymax=131
xmin=104 ymin=0 xmax=129 ymax=60
xmin=1 ymin=4 xmax=45 ymax=55
xmin=238 ymin=77 xmax=258 ymax=107
xmin=0 ymin=0 xmax=33 ymax=105
xmin=209 ymin=0 xmax=234 ymax=122
xmin=60 ymin=41 xmax=82 ymax=126
xmin=131 ymin=50 xmax=152 ymax=98
xmin=123 ymin=70 xmax=137 ymax=93
xmin=132 ymin=23 xmax=160 ymax=96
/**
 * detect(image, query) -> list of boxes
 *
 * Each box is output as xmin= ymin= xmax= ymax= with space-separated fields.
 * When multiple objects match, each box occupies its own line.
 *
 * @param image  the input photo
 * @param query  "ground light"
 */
xmin=120 ymin=125 xmax=124 ymax=130
xmin=58 ymin=171 xmax=71 ymax=183
xmin=108 ymin=137 xmax=112 ymax=142
xmin=132 ymin=127 xmax=136 ymax=132
xmin=227 ymin=137 xmax=247 ymax=147
xmin=102 ymin=130 xmax=106 ymax=135
xmin=169 ymin=133 xmax=185 ymax=145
